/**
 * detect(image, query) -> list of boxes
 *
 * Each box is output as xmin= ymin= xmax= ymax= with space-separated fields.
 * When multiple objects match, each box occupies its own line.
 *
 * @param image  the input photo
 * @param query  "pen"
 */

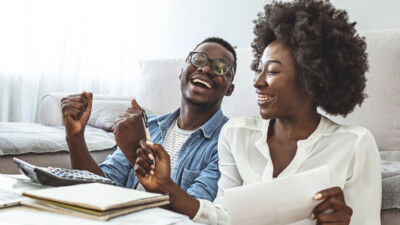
xmin=140 ymin=109 xmax=155 ymax=165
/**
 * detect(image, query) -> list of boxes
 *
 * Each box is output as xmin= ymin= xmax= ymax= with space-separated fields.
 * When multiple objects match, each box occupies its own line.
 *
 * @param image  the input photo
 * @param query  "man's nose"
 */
xmin=197 ymin=62 xmax=213 ymax=75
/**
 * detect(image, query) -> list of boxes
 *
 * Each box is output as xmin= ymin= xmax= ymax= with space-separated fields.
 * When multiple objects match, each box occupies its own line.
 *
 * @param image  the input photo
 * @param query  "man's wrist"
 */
xmin=65 ymin=133 xmax=85 ymax=143
xmin=65 ymin=130 xmax=85 ymax=139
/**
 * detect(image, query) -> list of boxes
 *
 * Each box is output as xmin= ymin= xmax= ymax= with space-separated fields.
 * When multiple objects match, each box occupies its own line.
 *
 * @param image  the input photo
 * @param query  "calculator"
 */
xmin=13 ymin=158 xmax=115 ymax=187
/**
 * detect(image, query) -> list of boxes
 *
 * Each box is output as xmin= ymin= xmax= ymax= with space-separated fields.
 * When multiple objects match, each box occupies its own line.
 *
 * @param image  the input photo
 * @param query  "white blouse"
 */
xmin=193 ymin=116 xmax=381 ymax=225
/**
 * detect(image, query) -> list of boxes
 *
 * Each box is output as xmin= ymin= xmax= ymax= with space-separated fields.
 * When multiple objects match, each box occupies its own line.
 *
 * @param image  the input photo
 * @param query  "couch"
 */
xmin=0 ymin=29 xmax=399 ymax=224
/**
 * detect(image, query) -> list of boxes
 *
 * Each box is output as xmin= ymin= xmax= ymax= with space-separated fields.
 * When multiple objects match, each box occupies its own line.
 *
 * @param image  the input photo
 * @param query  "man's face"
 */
xmin=180 ymin=42 xmax=235 ymax=108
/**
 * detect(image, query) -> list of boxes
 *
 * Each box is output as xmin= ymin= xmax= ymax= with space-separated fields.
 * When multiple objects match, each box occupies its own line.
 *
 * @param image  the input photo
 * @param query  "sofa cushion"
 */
xmin=221 ymin=47 xmax=260 ymax=118
xmin=88 ymin=100 xmax=131 ymax=132
xmin=0 ymin=123 xmax=115 ymax=156
xmin=135 ymin=58 xmax=184 ymax=115
xmin=320 ymin=29 xmax=400 ymax=151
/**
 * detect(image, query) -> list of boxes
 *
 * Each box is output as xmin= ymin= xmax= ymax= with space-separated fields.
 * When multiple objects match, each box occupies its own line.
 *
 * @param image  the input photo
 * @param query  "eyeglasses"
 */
xmin=186 ymin=52 xmax=234 ymax=76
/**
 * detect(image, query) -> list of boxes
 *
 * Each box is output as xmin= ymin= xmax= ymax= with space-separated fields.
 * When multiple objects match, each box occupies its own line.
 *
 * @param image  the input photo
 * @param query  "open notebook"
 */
xmin=21 ymin=183 xmax=170 ymax=221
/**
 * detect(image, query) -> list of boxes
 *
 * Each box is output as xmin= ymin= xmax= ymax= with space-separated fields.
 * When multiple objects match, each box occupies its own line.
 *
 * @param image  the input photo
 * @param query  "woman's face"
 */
xmin=253 ymin=41 xmax=311 ymax=120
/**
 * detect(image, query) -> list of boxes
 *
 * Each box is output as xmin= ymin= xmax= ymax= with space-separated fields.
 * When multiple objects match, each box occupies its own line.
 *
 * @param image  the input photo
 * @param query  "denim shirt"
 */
xmin=99 ymin=108 xmax=228 ymax=201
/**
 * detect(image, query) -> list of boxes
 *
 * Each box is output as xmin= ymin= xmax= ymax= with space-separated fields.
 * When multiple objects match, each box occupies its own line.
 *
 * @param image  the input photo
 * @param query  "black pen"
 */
xmin=140 ymin=109 xmax=155 ymax=165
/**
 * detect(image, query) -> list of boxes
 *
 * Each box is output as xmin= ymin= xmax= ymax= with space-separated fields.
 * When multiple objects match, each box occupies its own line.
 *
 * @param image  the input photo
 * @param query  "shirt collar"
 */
xmin=157 ymin=108 xmax=226 ymax=139
xmin=199 ymin=108 xmax=225 ymax=139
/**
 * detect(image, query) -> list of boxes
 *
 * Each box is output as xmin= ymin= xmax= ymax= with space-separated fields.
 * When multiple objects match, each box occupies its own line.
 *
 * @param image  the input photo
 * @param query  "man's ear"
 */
xmin=225 ymin=84 xmax=235 ymax=96
xmin=179 ymin=69 xmax=183 ymax=80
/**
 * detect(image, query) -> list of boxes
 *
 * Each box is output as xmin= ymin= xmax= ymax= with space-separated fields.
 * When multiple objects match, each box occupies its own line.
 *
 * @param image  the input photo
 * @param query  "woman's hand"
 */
xmin=310 ymin=186 xmax=353 ymax=225
xmin=134 ymin=139 xmax=173 ymax=193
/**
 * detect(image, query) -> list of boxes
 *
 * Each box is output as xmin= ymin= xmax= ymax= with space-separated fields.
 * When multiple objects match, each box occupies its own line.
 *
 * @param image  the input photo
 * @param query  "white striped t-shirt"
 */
xmin=136 ymin=118 xmax=194 ymax=191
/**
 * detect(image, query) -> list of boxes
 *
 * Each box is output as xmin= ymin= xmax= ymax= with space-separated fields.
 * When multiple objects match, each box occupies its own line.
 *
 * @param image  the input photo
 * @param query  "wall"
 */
xmin=139 ymin=0 xmax=400 ymax=59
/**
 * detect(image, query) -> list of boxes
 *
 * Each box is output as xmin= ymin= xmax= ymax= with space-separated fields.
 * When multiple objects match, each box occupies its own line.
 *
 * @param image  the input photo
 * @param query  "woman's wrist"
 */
xmin=159 ymin=178 xmax=177 ymax=194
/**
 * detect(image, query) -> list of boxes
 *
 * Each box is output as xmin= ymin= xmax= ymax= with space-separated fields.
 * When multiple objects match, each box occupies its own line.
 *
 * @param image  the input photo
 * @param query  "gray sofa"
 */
xmin=0 ymin=29 xmax=399 ymax=224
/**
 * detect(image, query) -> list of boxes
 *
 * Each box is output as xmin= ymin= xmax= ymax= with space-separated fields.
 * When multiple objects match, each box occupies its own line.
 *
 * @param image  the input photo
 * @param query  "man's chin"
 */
xmin=183 ymin=96 xmax=215 ymax=108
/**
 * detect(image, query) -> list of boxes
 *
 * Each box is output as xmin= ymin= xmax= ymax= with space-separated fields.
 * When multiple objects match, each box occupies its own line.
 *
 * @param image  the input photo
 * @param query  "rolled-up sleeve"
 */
xmin=99 ymin=146 xmax=132 ymax=187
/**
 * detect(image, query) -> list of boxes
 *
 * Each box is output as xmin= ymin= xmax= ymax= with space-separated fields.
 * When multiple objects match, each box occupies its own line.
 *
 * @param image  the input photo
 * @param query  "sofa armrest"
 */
xmin=39 ymin=93 xmax=136 ymax=129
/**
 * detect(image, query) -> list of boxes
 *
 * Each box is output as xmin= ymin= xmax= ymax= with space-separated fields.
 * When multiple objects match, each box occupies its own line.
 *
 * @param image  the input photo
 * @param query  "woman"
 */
xmin=133 ymin=0 xmax=381 ymax=224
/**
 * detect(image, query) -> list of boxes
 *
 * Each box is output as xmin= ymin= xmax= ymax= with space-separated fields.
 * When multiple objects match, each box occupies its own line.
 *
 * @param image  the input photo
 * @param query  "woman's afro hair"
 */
xmin=251 ymin=0 xmax=368 ymax=116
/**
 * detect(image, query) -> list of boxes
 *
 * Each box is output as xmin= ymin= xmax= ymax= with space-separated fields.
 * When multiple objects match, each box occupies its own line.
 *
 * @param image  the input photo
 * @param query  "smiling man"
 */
xmin=61 ymin=37 xmax=236 ymax=203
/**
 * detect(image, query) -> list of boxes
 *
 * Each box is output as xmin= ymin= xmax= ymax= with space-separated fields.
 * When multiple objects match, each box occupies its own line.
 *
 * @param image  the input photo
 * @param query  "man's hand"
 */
xmin=112 ymin=99 xmax=146 ymax=166
xmin=61 ymin=92 xmax=92 ymax=137
xmin=310 ymin=186 xmax=353 ymax=224
xmin=134 ymin=139 xmax=173 ymax=193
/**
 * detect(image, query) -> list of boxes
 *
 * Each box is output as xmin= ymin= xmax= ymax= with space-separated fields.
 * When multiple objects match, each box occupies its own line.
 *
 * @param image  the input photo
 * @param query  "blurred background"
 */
xmin=0 ymin=0 xmax=399 ymax=123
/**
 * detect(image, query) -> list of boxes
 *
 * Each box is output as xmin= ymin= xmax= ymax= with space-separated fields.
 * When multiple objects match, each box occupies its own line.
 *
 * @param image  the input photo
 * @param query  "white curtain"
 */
xmin=0 ymin=0 xmax=157 ymax=122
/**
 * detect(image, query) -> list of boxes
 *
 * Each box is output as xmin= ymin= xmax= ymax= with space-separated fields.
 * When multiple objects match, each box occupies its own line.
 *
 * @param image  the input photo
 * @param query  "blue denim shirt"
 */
xmin=99 ymin=108 xmax=228 ymax=201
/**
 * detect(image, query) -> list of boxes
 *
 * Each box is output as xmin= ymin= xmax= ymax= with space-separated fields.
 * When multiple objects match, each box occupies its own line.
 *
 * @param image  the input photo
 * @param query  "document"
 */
xmin=225 ymin=166 xmax=331 ymax=225
xmin=21 ymin=183 xmax=170 ymax=221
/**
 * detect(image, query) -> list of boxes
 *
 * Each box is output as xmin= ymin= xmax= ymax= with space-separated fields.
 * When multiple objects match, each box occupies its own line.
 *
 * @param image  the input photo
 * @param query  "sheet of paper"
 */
xmin=225 ymin=166 xmax=331 ymax=225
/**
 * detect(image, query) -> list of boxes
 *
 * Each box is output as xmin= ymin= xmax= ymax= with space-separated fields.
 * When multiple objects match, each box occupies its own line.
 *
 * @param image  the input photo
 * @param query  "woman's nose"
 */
xmin=253 ymin=72 xmax=268 ymax=88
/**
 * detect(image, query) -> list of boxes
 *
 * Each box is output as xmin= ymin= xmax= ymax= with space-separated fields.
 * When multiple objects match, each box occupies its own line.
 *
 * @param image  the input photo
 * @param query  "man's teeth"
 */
xmin=193 ymin=79 xmax=212 ymax=88
xmin=258 ymin=95 xmax=274 ymax=101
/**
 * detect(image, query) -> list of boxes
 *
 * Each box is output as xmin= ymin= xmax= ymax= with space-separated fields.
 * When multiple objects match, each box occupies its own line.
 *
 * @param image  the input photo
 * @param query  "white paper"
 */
xmin=225 ymin=166 xmax=331 ymax=225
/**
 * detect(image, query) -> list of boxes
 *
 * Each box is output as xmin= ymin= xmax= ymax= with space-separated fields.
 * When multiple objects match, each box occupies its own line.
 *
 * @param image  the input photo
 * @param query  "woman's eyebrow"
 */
xmin=265 ymin=60 xmax=283 ymax=67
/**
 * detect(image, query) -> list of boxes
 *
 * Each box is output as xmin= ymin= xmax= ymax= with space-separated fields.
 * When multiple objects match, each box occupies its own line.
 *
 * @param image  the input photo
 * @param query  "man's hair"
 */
xmin=251 ymin=0 xmax=368 ymax=116
xmin=194 ymin=37 xmax=237 ymax=79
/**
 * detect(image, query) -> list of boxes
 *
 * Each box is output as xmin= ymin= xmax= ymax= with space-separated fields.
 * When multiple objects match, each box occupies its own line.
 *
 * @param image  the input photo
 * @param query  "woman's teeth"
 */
xmin=258 ymin=95 xmax=274 ymax=101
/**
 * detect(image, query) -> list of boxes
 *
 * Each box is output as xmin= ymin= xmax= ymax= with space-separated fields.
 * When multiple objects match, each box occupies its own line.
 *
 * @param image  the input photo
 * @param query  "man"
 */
xmin=61 ymin=37 xmax=236 ymax=202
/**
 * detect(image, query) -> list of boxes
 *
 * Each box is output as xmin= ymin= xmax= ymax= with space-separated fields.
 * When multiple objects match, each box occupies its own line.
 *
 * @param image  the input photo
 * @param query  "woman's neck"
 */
xmin=269 ymin=111 xmax=320 ymax=142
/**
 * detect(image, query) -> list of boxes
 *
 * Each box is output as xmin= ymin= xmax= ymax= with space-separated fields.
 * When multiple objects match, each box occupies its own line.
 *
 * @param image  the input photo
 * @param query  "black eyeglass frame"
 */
xmin=186 ymin=51 xmax=235 ymax=76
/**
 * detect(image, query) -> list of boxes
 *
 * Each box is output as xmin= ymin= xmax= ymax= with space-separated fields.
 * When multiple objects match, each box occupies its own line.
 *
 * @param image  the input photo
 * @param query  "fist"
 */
xmin=112 ymin=99 xmax=146 ymax=165
xmin=61 ymin=92 xmax=92 ymax=137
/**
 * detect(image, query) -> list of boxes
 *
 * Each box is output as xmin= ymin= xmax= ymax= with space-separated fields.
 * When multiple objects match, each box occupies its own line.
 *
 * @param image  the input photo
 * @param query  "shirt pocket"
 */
xmin=181 ymin=168 xmax=200 ymax=191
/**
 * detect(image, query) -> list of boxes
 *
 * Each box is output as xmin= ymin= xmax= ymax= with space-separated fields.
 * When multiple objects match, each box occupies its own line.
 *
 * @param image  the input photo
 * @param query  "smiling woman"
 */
xmin=191 ymin=1 xmax=382 ymax=225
